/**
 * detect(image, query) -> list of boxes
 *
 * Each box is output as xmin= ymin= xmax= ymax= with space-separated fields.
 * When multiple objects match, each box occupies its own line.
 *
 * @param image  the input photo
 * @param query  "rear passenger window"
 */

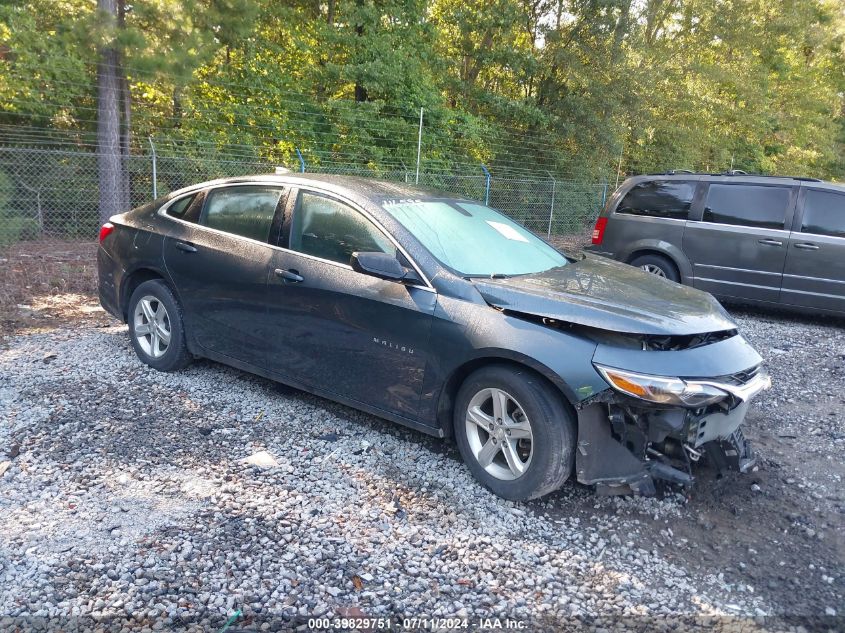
xmin=202 ymin=186 xmax=283 ymax=242
xmin=166 ymin=194 xmax=196 ymax=219
xmin=616 ymin=181 xmax=695 ymax=219
xmin=801 ymin=189 xmax=845 ymax=237
xmin=703 ymin=184 xmax=790 ymax=229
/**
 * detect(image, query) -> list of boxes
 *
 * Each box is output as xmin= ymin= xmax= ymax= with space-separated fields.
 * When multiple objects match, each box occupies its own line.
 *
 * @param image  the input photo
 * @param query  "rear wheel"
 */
xmin=454 ymin=365 xmax=575 ymax=501
xmin=128 ymin=279 xmax=191 ymax=372
xmin=630 ymin=253 xmax=680 ymax=283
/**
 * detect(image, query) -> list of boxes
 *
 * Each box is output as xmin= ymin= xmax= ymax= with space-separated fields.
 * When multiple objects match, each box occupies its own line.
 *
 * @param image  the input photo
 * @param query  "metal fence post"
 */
xmin=148 ymin=136 xmax=157 ymax=199
xmin=295 ymin=148 xmax=306 ymax=173
xmin=415 ymin=107 xmax=423 ymax=185
xmin=615 ymin=143 xmax=624 ymax=188
xmin=480 ymin=164 xmax=491 ymax=205
xmin=546 ymin=174 xmax=556 ymax=238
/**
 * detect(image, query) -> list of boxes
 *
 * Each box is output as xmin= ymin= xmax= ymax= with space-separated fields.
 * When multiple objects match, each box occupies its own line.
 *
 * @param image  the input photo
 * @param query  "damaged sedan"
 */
xmin=98 ymin=174 xmax=770 ymax=500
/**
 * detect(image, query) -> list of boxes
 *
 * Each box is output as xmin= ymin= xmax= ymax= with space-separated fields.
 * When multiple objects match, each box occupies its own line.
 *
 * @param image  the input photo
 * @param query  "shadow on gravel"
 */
xmin=725 ymin=303 xmax=845 ymax=329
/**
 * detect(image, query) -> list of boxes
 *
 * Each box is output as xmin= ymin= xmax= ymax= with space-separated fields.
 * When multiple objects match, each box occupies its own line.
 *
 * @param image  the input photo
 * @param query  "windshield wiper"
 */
xmin=463 ymin=273 xmax=511 ymax=280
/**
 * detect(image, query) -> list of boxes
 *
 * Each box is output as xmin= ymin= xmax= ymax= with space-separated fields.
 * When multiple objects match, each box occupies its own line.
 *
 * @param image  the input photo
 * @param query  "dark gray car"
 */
xmin=98 ymin=174 xmax=770 ymax=501
xmin=588 ymin=173 xmax=845 ymax=315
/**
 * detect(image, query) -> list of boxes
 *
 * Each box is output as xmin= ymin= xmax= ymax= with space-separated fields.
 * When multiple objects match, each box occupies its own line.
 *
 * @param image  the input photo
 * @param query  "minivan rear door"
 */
xmin=682 ymin=181 xmax=796 ymax=303
xmin=781 ymin=187 xmax=845 ymax=313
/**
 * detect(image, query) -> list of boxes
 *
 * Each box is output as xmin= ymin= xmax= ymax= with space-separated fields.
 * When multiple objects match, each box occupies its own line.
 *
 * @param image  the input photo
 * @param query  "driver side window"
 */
xmin=290 ymin=192 xmax=395 ymax=265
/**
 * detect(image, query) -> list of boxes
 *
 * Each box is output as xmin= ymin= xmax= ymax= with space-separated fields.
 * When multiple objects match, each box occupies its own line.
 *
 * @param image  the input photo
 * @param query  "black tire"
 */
xmin=453 ymin=365 xmax=576 ymax=501
xmin=629 ymin=253 xmax=680 ymax=283
xmin=127 ymin=279 xmax=191 ymax=372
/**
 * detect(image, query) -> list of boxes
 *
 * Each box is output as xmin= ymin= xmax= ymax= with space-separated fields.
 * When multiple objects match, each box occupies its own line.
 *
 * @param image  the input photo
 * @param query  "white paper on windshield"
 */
xmin=486 ymin=220 xmax=529 ymax=242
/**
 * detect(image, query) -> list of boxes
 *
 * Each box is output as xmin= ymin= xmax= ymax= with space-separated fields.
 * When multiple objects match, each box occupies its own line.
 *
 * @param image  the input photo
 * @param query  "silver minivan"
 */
xmin=588 ymin=173 xmax=845 ymax=316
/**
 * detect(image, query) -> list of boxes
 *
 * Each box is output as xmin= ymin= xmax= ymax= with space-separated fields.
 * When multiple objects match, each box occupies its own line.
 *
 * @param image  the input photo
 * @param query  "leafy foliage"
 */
xmin=0 ymin=0 xmax=843 ymax=179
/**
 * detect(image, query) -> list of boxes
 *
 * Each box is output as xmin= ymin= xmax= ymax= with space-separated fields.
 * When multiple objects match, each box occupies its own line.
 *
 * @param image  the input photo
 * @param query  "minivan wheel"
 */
xmin=454 ymin=365 xmax=575 ymax=501
xmin=127 ymin=279 xmax=191 ymax=372
xmin=630 ymin=254 xmax=680 ymax=283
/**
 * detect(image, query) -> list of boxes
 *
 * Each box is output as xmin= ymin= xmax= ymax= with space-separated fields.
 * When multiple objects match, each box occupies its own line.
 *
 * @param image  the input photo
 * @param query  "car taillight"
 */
xmin=99 ymin=222 xmax=114 ymax=243
xmin=591 ymin=217 xmax=608 ymax=245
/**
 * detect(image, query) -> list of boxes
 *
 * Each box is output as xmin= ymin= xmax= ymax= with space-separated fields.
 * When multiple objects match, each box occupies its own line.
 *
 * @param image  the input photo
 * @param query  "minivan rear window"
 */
xmin=703 ymin=184 xmax=790 ymax=229
xmin=615 ymin=181 xmax=695 ymax=220
xmin=801 ymin=189 xmax=845 ymax=237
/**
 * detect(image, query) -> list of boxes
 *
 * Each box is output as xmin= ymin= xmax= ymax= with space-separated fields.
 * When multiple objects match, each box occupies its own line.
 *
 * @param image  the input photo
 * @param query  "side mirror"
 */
xmin=350 ymin=251 xmax=419 ymax=283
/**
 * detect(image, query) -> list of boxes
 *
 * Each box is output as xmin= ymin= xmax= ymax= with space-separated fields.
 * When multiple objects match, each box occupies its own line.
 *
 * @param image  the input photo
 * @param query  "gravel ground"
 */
xmin=0 ymin=299 xmax=842 ymax=632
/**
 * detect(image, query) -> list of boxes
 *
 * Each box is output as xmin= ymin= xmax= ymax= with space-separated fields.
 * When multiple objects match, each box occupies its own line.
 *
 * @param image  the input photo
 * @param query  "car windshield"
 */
xmin=381 ymin=199 xmax=568 ymax=277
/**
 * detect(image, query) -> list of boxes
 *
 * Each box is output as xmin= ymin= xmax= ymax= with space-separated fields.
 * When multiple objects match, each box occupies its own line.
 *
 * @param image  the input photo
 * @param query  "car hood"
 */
xmin=472 ymin=255 xmax=737 ymax=336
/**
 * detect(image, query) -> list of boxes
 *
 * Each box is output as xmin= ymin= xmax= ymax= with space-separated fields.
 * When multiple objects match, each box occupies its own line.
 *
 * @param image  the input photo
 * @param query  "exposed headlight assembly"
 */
xmin=594 ymin=365 xmax=730 ymax=408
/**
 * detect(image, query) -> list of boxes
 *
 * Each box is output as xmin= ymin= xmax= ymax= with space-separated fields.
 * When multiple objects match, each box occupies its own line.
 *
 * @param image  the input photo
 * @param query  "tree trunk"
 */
xmin=97 ymin=0 xmax=123 ymax=224
xmin=612 ymin=1 xmax=631 ymax=64
xmin=353 ymin=0 xmax=367 ymax=102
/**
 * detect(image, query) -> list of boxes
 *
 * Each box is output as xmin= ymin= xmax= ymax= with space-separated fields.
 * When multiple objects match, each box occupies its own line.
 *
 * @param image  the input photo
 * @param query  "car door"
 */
xmin=682 ymin=181 xmax=795 ymax=303
xmin=265 ymin=188 xmax=437 ymax=420
xmin=781 ymin=187 xmax=845 ymax=313
xmin=162 ymin=184 xmax=287 ymax=364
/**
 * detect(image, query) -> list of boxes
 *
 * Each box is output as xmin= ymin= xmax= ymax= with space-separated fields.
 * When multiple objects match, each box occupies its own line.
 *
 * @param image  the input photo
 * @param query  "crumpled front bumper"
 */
xmin=575 ymin=365 xmax=770 ymax=496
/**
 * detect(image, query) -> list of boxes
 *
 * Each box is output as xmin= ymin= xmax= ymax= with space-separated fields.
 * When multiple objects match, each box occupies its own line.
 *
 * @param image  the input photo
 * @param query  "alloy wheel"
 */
xmin=465 ymin=387 xmax=534 ymax=481
xmin=641 ymin=263 xmax=667 ymax=277
xmin=133 ymin=295 xmax=171 ymax=359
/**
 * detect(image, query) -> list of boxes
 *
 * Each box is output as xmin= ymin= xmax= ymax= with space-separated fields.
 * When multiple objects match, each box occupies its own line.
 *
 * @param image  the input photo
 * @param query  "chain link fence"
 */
xmin=0 ymin=146 xmax=607 ymax=249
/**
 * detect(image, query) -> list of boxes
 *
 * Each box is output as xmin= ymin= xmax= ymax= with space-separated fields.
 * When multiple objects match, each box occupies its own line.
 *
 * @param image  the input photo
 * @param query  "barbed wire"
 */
xmin=0 ymin=66 xmax=618 ymax=166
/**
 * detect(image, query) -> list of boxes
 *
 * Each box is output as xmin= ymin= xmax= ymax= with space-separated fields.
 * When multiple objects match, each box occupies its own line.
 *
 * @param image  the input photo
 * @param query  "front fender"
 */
xmin=422 ymin=295 xmax=608 ymax=431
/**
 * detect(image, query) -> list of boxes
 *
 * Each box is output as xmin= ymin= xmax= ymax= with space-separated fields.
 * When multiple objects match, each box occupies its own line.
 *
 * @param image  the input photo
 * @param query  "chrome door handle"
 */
xmin=793 ymin=243 xmax=820 ymax=251
xmin=758 ymin=239 xmax=783 ymax=246
xmin=175 ymin=241 xmax=197 ymax=253
xmin=275 ymin=268 xmax=304 ymax=283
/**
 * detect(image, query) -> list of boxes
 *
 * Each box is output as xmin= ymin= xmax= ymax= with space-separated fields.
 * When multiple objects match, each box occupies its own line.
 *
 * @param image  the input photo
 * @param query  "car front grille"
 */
xmin=722 ymin=364 xmax=762 ymax=387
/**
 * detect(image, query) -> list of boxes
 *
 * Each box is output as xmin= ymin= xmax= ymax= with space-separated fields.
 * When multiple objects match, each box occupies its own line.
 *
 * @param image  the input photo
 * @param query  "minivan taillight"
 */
xmin=99 ymin=222 xmax=114 ymax=243
xmin=591 ymin=217 xmax=608 ymax=245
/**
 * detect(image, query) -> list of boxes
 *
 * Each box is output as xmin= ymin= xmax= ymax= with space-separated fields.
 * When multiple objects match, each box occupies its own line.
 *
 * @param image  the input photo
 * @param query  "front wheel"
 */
xmin=127 ymin=279 xmax=191 ymax=372
xmin=454 ymin=365 xmax=576 ymax=501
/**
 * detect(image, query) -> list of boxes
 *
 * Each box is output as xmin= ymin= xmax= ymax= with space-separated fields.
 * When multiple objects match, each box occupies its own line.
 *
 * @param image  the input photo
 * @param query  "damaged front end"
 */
xmin=576 ymin=362 xmax=771 ymax=496
xmin=474 ymin=271 xmax=772 ymax=496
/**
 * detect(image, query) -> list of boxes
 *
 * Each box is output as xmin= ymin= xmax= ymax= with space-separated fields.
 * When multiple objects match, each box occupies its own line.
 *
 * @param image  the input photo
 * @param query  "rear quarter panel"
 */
xmin=609 ymin=224 xmax=694 ymax=283
xmin=595 ymin=195 xmax=694 ymax=283
xmin=99 ymin=204 xmax=172 ymax=320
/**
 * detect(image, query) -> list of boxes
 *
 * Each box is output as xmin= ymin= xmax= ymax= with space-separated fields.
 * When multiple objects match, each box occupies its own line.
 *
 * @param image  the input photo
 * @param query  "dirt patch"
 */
xmin=0 ymin=239 xmax=103 ymax=335
xmin=548 ymin=227 xmax=592 ymax=252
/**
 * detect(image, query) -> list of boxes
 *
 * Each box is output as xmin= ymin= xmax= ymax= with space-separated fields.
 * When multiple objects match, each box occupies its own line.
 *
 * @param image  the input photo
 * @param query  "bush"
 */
xmin=0 ymin=214 xmax=41 ymax=248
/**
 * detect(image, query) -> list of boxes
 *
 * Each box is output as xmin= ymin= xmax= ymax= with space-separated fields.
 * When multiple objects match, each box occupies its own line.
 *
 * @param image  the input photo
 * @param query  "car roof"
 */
xmin=622 ymin=172 xmax=845 ymax=191
xmin=166 ymin=173 xmax=459 ymax=203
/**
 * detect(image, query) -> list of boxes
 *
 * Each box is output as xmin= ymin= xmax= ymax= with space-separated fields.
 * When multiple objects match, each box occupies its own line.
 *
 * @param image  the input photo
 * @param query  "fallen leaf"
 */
xmin=0 ymin=461 xmax=10 ymax=478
